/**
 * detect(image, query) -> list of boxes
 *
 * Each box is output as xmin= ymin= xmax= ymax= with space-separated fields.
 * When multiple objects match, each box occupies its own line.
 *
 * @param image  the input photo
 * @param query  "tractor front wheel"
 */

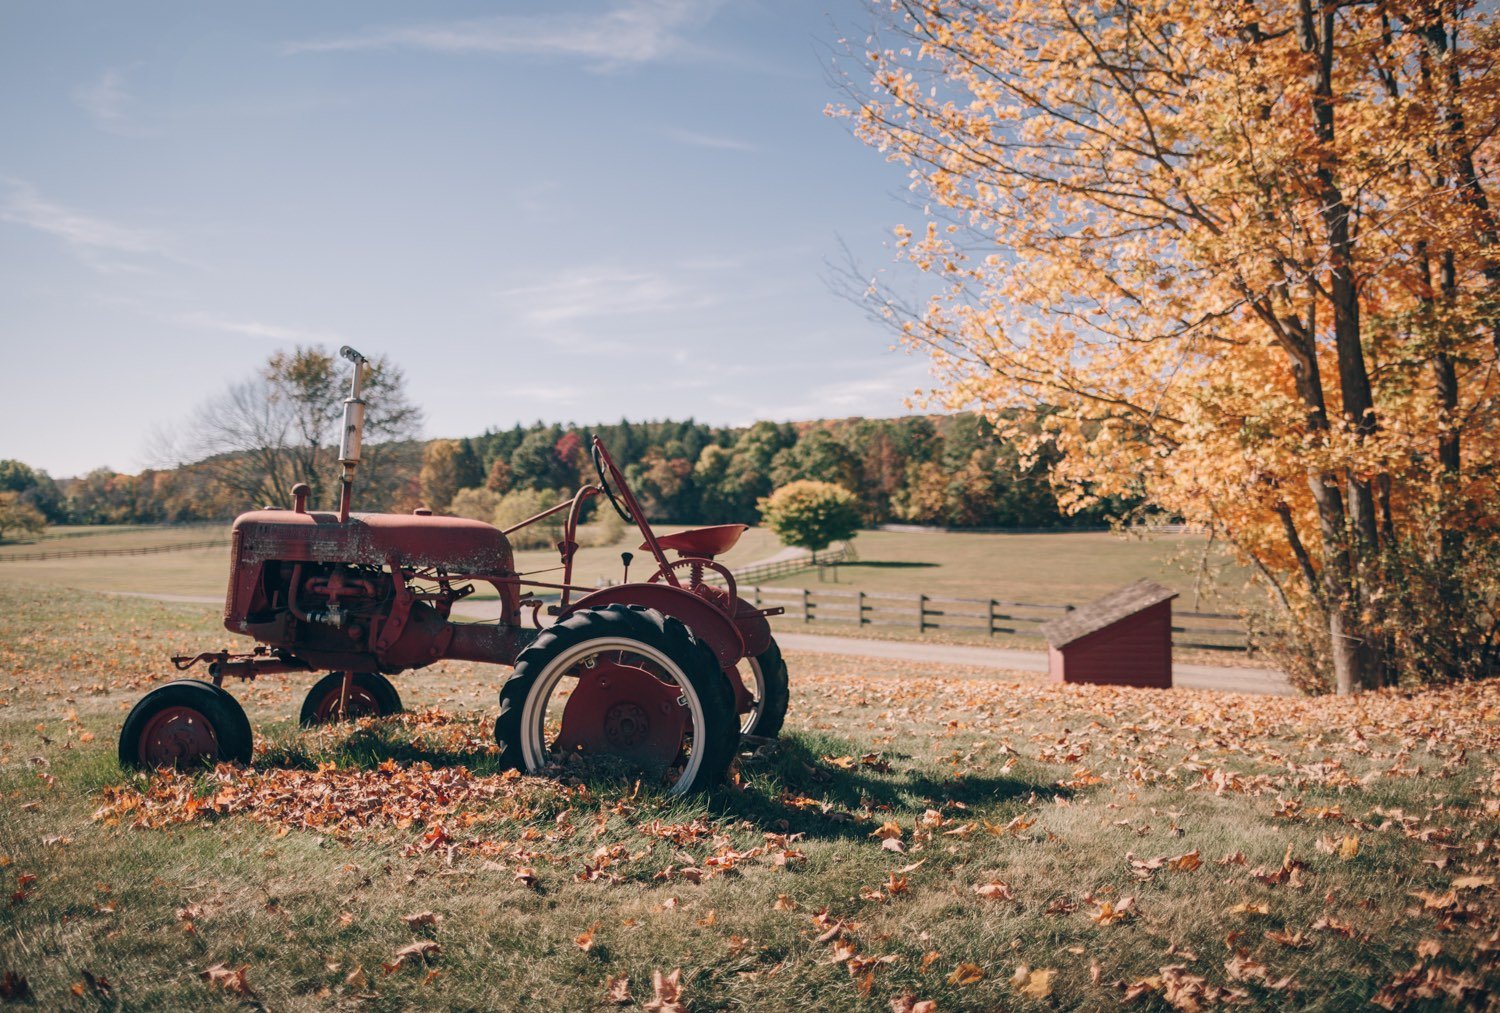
xmin=119 ymin=680 xmax=253 ymax=770
xmin=494 ymin=604 xmax=737 ymax=794
xmin=299 ymin=672 xmax=402 ymax=727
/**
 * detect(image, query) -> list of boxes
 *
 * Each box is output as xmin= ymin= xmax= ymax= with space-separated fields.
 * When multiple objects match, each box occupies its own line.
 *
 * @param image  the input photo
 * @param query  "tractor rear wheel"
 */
xmin=494 ymin=604 xmax=737 ymax=794
xmin=299 ymin=672 xmax=402 ymax=727
xmin=739 ymin=638 xmax=790 ymax=738
xmin=119 ymin=680 xmax=253 ymax=770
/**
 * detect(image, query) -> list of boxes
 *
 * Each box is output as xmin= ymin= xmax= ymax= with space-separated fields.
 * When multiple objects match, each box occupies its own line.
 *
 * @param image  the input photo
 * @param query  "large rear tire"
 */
xmin=494 ymin=604 xmax=737 ymax=794
xmin=739 ymin=638 xmax=790 ymax=738
xmin=119 ymin=680 xmax=253 ymax=770
xmin=299 ymin=671 xmax=402 ymax=727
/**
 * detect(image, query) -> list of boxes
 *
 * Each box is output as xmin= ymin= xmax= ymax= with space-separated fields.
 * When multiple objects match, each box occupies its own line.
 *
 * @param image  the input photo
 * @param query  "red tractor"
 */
xmin=118 ymin=347 xmax=789 ymax=793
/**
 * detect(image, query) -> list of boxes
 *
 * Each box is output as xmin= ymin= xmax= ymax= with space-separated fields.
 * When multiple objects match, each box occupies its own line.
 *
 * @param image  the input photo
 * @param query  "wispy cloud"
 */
xmin=0 ymin=178 xmax=172 ymax=269
xmin=174 ymin=311 xmax=345 ymax=345
xmin=663 ymin=127 xmax=757 ymax=153
xmin=283 ymin=0 xmax=721 ymax=69
xmin=73 ymin=68 xmax=155 ymax=136
xmin=497 ymin=267 xmax=715 ymax=326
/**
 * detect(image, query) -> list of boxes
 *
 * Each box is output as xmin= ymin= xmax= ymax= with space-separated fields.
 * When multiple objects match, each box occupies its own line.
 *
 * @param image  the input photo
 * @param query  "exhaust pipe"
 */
xmin=337 ymin=346 xmax=368 ymax=523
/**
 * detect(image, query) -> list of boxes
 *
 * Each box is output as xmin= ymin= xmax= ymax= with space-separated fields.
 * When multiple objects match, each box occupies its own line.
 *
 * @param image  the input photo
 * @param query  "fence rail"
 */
xmin=729 ymin=543 xmax=854 ymax=585
xmin=0 ymin=538 xmax=230 ymax=562
xmin=741 ymin=584 xmax=1248 ymax=652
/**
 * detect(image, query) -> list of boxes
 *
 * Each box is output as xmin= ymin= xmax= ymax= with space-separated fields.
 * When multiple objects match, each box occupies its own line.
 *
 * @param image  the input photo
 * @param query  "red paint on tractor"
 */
xmin=135 ymin=347 xmax=786 ymax=790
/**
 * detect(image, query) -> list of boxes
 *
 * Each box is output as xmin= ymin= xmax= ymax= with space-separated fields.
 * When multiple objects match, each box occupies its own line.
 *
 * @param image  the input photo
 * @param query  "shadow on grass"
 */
xmin=256 ymin=721 xmax=515 ymax=777
xmin=249 ymin=721 xmax=1065 ymax=844
xmin=707 ymin=734 xmax=1067 ymax=843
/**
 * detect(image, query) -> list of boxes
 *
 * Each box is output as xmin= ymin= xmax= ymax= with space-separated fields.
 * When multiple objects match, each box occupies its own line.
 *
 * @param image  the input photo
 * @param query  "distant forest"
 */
xmin=3 ymin=413 xmax=1139 ymax=530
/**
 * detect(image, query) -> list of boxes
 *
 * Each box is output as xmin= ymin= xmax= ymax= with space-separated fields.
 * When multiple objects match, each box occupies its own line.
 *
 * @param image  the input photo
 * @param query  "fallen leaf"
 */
xmin=576 ymin=923 xmax=599 ymax=952
xmin=643 ymin=968 xmax=684 ymax=1013
xmin=947 ymin=962 xmax=985 ymax=985
xmin=1011 ymin=965 xmax=1056 ymax=999
xmin=402 ymin=910 xmax=441 ymax=929
xmin=606 ymin=975 xmax=632 ymax=1005
xmin=973 ymin=880 xmax=1014 ymax=901
xmin=201 ymin=963 xmax=252 ymax=995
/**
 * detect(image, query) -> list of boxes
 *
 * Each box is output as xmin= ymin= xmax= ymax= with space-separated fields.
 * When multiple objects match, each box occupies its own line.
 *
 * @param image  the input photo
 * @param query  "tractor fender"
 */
xmin=731 ymin=599 xmax=773 ymax=658
xmin=562 ymin=584 xmax=745 ymax=670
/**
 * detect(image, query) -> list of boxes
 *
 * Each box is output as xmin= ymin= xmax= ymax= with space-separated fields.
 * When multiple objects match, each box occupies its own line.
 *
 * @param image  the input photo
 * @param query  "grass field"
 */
xmin=756 ymin=529 xmax=1257 ymax=613
xmin=1 ymin=587 xmax=1496 ymax=1009
xmin=0 ymin=522 xmax=1250 ymax=612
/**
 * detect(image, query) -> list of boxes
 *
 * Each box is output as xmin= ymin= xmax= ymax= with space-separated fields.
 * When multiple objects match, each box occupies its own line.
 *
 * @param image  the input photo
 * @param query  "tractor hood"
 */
xmin=231 ymin=509 xmax=513 ymax=574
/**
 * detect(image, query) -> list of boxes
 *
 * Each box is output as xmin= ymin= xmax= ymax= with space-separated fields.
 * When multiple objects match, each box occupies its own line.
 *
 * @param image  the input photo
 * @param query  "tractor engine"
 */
xmin=222 ymin=505 xmax=519 ymax=674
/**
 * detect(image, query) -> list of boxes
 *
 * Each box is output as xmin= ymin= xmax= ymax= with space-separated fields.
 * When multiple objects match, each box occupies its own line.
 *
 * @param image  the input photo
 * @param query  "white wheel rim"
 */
xmin=739 ymin=656 xmax=767 ymax=734
xmin=518 ymin=636 xmax=709 ymax=795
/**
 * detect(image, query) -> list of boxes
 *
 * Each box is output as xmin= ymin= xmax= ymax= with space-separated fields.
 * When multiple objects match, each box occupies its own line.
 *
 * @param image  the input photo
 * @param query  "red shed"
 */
xmin=1039 ymin=579 xmax=1178 ymax=689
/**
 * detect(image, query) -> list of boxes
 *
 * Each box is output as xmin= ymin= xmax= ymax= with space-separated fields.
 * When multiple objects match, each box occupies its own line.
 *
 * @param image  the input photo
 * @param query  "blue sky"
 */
xmin=0 ymin=0 xmax=931 ymax=478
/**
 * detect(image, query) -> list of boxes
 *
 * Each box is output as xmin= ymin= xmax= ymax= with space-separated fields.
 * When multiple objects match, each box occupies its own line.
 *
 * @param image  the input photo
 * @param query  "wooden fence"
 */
xmin=729 ymin=543 xmax=855 ymax=585
xmin=0 ymin=538 xmax=230 ymax=562
xmin=740 ymin=584 xmax=1249 ymax=652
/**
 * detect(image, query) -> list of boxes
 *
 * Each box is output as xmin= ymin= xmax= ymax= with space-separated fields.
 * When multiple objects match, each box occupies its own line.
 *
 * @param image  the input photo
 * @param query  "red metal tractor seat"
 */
xmin=643 ymin=524 xmax=748 ymax=559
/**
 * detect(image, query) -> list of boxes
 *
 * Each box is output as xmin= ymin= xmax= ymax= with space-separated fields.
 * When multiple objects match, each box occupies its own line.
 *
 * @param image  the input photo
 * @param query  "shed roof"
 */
xmin=1039 ymin=578 xmax=1179 ymax=648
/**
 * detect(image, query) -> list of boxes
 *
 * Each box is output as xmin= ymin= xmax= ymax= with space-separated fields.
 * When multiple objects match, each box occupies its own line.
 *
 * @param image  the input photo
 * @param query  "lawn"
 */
xmin=755 ymin=529 xmax=1259 ymax=613
xmin=0 ymin=522 xmax=1250 ymax=616
xmin=1 ymin=586 xmax=1495 ymax=1009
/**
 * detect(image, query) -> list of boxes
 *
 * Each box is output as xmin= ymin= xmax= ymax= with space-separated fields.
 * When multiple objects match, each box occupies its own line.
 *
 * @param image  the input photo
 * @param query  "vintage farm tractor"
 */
xmin=118 ymin=347 xmax=789 ymax=793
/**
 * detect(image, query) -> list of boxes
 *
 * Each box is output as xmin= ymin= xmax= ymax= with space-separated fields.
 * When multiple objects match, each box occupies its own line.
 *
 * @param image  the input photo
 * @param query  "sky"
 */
xmin=0 ymin=0 xmax=934 ymax=478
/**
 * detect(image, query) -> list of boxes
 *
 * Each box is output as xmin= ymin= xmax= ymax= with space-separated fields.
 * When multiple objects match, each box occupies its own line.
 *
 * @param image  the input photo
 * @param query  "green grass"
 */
xmin=2 ymin=586 xmax=1496 ymax=1009
xmin=756 ymin=529 xmax=1257 ymax=612
xmin=1 ymin=522 xmax=1245 ymax=611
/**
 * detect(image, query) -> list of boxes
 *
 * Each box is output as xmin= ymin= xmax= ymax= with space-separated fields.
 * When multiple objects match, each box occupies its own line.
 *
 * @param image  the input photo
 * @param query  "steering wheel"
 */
xmin=591 ymin=441 xmax=634 ymax=524
xmin=648 ymin=558 xmax=738 ymax=605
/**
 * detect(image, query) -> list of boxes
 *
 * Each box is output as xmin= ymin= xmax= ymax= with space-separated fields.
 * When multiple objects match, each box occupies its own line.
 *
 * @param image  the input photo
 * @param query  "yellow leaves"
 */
xmin=1452 ymin=875 xmax=1494 ymax=891
xmin=946 ymin=961 xmax=986 ymax=985
xmin=513 ymin=867 xmax=539 ymax=890
xmin=575 ymin=923 xmax=599 ymax=952
xmin=869 ymin=821 xmax=903 ymax=840
xmin=1227 ymin=901 xmax=1271 ymax=917
xmin=773 ymin=894 xmax=798 ymax=911
xmin=1011 ymin=965 xmax=1056 ymax=999
xmin=1168 ymin=849 xmax=1202 ymax=872
xmin=1089 ymin=896 xmax=1136 ymax=926
xmin=1319 ymin=834 xmax=1361 ymax=860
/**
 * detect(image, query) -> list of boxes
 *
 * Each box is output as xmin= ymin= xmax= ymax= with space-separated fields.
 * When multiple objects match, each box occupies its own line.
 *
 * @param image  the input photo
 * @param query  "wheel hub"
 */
xmin=312 ymin=683 xmax=378 ymax=724
xmin=556 ymin=660 xmax=688 ymax=768
xmin=138 ymin=706 xmax=219 ymax=768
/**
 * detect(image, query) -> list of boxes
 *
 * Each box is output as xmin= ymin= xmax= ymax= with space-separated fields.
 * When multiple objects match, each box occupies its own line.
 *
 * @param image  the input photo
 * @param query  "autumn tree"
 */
xmin=0 ymin=491 xmax=46 ymax=541
xmin=841 ymin=0 xmax=1500 ymax=691
xmin=178 ymin=346 xmax=422 ymax=511
xmin=419 ymin=439 xmax=463 ymax=513
xmin=759 ymin=480 xmax=863 ymax=560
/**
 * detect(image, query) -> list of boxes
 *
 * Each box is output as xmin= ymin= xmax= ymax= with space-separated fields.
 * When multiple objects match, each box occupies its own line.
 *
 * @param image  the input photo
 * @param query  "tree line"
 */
xmin=0 ymin=378 xmax=1131 ymax=536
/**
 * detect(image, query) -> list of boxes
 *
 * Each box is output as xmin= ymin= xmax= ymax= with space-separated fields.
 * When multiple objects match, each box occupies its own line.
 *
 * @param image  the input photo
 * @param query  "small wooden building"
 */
xmin=1039 ymin=579 xmax=1178 ymax=688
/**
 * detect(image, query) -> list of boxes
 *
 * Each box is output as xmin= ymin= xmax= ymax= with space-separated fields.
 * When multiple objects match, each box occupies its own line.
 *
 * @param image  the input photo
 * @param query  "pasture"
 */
xmin=0 ymin=523 xmax=1252 ymax=613
xmin=0 ymin=586 xmax=1496 ymax=1009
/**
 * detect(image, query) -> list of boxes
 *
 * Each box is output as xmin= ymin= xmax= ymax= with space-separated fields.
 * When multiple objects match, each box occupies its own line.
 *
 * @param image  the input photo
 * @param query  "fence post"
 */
xmin=917 ymin=593 xmax=927 ymax=632
xmin=752 ymin=586 xmax=761 ymax=609
xmin=802 ymin=588 xmax=811 ymax=624
xmin=988 ymin=599 xmax=997 ymax=637
xmin=856 ymin=590 xmax=865 ymax=627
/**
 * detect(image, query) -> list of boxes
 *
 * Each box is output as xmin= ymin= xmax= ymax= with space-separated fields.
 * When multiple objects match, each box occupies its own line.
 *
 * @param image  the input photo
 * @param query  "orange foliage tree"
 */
xmin=839 ymin=0 xmax=1500 ymax=691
